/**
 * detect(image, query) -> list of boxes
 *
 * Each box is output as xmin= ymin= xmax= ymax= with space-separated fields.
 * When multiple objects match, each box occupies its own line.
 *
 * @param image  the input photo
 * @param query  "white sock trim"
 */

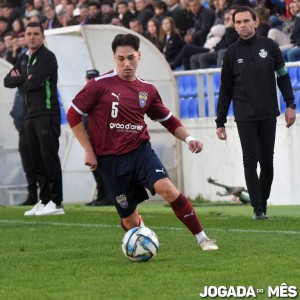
xmin=195 ymin=231 xmax=207 ymax=243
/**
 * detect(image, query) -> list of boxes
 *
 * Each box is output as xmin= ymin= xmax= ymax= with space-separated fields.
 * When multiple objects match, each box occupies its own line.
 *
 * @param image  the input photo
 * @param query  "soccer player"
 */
xmin=67 ymin=33 xmax=218 ymax=251
xmin=216 ymin=6 xmax=296 ymax=220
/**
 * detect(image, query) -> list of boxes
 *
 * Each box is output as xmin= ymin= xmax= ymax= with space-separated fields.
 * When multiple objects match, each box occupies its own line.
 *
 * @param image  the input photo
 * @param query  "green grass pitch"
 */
xmin=0 ymin=203 xmax=299 ymax=300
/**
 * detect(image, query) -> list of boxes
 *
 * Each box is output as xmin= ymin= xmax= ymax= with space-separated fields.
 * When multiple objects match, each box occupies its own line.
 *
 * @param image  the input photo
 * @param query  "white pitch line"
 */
xmin=1 ymin=219 xmax=300 ymax=235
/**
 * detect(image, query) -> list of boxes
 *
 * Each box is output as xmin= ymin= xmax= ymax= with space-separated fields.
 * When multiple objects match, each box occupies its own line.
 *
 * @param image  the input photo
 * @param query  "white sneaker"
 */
xmin=35 ymin=201 xmax=65 ymax=216
xmin=199 ymin=238 xmax=219 ymax=251
xmin=24 ymin=201 xmax=45 ymax=216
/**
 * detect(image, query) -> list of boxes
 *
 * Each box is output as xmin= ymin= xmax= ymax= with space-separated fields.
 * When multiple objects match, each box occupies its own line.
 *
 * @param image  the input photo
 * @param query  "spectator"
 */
xmin=78 ymin=3 xmax=89 ymax=24
xmin=67 ymin=6 xmax=81 ymax=26
xmin=11 ymin=18 xmax=25 ymax=35
xmin=55 ymin=0 xmax=69 ymax=17
xmin=135 ymin=0 xmax=154 ymax=30
xmin=33 ymin=0 xmax=45 ymax=20
xmin=160 ymin=16 xmax=185 ymax=64
xmin=255 ymin=6 xmax=271 ymax=37
xmin=0 ymin=37 xmax=7 ymax=59
xmin=173 ymin=22 xmax=225 ymax=69
xmin=43 ymin=4 xmax=62 ymax=29
xmin=153 ymin=0 xmax=170 ymax=25
xmin=166 ymin=0 xmax=191 ymax=38
xmin=111 ymin=17 xmax=124 ymax=26
xmin=268 ymin=0 xmax=298 ymax=51
xmin=129 ymin=18 xmax=146 ymax=36
xmin=127 ymin=0 xmax=137 ymax=16
xmin=3 ymin=32 xmax=13 ymax=60
xmin=210 ymin=0 xmax=226 ymax=25
xmin=0 ymin=17 xmax=11 ymax=38
xmin=6 ymin=33 xmax=22 ymax=65
xmin=183 ymin=0 xmax=215 ymax=47
xmin=190 ymin=7 xmax=238 ymax=69
xmin=100 ymin=1 xmax=118 ymax=24
xmin=117 ymin=1 xmax=136 ymax=28
xmin=86 ymin=1 xmax=102 ymax=25
xmin=281 ymin=0 xmax=300 ymax=61
xmin=170 ymin=1 xmax=221 ymax=70
xmin=61 ymin=2 xmax=78 ymax=26
xmin=24 ymin=0 xmax=36 ymax=19
xmin=2 ymin=2 xmax=22 ymax=26
xmin=24 ymin=10 xmax=42 ymax=26
xmin=145 ymin=18 xmax=163 ymax=49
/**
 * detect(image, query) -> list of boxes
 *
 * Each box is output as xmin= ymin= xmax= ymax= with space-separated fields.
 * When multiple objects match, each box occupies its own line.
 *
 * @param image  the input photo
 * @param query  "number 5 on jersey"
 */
xmin=111 ymin=102 xmax=119 ymax=118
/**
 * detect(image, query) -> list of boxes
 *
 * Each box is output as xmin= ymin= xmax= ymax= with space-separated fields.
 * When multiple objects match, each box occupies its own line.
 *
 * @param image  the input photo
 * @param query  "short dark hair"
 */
xmin=25 ymin=22 xmax=44 ymax=35
xmin=111 ymin=34 xmax=140 ymax=54
xmin=118 ymin=1 xmax=128 ymax=7
xmin=233 ymin=6 xmax=256 ymax=22
xmin=89 ymin=1 xmax=100 ymax=8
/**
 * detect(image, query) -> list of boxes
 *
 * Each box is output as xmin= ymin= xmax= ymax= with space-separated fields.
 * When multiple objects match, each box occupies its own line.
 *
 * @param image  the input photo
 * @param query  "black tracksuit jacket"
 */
xmin=216 ymin=35 xmax=295 ymax=128
xmin=4 ymin=45 xmax=60 ymax=118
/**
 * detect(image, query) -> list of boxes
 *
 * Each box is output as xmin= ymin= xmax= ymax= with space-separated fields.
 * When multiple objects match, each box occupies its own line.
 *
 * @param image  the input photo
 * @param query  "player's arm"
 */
xmin=276 ymin=65 xmax=296 ymax=128
xmin=215 ymin=51 xmax=233 ymax=138
xmin=3 ymin=59 xmax=27 ymax=88
xmin=67 ymin=106 xmax=97 ymax=170
xmin=21 ymin=54 xmax=58 ymax=91
xmin=161 ymin=115 xmax=203 ymax=154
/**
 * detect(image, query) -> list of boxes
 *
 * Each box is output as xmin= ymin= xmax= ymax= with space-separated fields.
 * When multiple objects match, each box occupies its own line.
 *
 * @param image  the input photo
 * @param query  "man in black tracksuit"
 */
xmin=216 ymin=6 xmax=296 ymax=220
xmin=4 ymin=22 xmax=64 ymax=216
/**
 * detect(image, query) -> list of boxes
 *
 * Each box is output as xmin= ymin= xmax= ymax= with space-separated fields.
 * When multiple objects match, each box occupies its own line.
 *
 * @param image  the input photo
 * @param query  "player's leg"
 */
xmin=121 ymin=209 xmax=145 ymax=231
xmin=236 ymin=121 xmax=266 ymax=220
xmin=97 ymin=152 xmax=147 ymax=232
xmin=153 ymin=178 xmax=218 ymax=250
xmin=258 ymin=118 xmax=276 ymax=217
xmin=135 ymin=141 xmax=218 ymax=251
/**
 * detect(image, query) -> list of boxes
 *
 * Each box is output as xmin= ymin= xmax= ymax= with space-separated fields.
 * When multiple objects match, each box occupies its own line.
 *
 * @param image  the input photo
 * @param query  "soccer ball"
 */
xmin=122 ymin=226 xmax=159 ymax=262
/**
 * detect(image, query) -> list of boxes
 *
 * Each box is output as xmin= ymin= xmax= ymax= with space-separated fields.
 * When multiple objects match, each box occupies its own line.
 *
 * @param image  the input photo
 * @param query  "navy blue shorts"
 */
xmin=97 ymin=141 xmax=169 ymax=218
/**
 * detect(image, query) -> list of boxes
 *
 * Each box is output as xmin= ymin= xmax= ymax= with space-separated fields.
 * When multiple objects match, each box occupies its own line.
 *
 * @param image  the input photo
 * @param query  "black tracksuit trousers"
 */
xmin=236 ymin=118 xmax=277 ymax=212
xmin=24 ymin=114 xmax=63 ymax=206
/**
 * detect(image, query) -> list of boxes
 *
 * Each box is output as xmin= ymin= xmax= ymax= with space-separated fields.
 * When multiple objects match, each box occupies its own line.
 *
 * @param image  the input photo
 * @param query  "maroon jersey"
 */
xmin=70 ymin=69 xmax=172 ymax=155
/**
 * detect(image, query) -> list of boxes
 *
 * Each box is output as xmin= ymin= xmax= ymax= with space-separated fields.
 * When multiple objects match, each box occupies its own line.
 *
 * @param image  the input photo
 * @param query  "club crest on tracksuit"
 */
xmin=138 ymin=92 xmax=148 ymax=108
xmin=116 ymin=194 xmax=128 ymax=209
xmin=259 ymin=49 xmax=267 ymax=58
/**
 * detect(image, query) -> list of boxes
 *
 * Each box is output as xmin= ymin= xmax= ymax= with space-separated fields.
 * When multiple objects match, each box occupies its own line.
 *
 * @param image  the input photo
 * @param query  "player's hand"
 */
xmin=285 ymin=107 xmax=296 ymax=128
xmin=188 ymin=140 xmax=203 ymax=154
xmin=10 ymin=69 xmax=20 ymax=76
xmin=216 ymin=127 xmax=227 ymax=140
xmin=84 ymin=149 xmax=97 ymax=171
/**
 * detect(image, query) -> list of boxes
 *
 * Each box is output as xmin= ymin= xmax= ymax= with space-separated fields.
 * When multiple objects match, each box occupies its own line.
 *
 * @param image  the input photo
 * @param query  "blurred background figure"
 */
xmin=254 ymin=6 xmax=270 ymax=37
xmin=117 ymin=1 xmax=136 ymax=28
xmin=160 ymin=16 xmax=184 ymax=65
xmin=145 ymin=18 xmax=163 ymax=49
xmin=84 ymin=69 xmax=113 ymax=207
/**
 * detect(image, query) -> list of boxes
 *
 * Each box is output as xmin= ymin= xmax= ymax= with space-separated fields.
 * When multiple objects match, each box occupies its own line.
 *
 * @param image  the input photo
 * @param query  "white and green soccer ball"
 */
xmin=122 ymin=226 xmax=159 ymax=262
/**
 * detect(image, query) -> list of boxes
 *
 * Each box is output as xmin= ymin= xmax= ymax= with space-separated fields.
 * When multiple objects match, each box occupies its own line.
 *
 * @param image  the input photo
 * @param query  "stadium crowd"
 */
xmin=1 ymin=0 xmax=300 ymax=69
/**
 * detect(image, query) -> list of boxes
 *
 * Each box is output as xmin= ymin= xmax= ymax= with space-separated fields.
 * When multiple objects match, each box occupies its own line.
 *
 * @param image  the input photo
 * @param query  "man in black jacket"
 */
xmin=4 ymin=22 xmax=64 ymax=216
xmin=216 ymin=6 xmax=296 ymax=220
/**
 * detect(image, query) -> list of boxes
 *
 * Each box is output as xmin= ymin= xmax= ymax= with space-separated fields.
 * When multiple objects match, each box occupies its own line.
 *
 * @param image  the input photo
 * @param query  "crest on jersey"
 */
xmin=259 ymin=49 xmax=267 ymax=58
xmin=139 ymin=92 xmax=148 ymax=108
xmin=116 ymin=194 xmax=128 ymax=209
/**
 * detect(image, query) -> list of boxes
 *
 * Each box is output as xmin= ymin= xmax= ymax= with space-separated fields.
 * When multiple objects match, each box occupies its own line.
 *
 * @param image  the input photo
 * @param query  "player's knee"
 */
xmin=154 ymin=178 xmax=179 ymax=202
